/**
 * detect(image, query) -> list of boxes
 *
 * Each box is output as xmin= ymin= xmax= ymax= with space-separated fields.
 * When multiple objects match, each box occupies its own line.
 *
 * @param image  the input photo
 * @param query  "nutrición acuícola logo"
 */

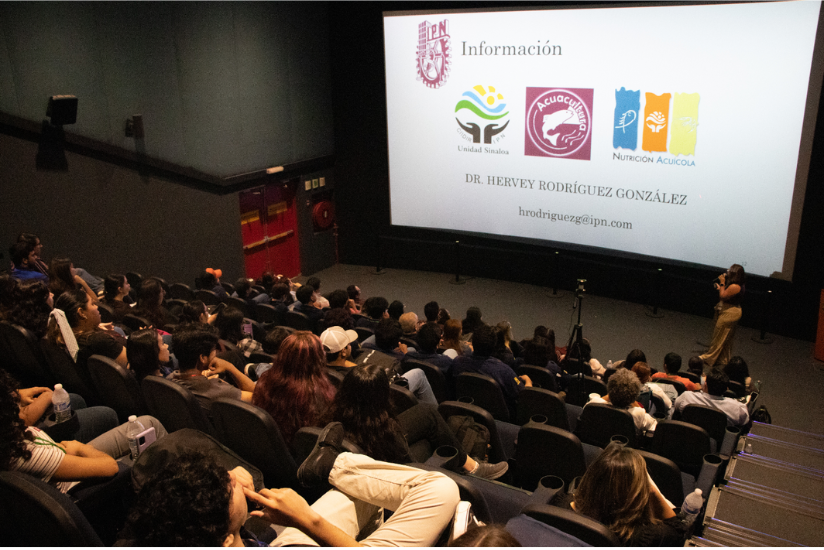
xmin=525 ymin=87 xmax=593 ymax=160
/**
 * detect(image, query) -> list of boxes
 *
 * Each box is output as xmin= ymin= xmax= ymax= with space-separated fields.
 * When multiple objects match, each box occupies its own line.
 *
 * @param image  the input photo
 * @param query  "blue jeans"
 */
xmin=74 ymin=267 xmax=104 ymax=293
xmin=69 ymin=393 xmax=120 ymax=443
xmin=404 ymin=368 xmax=437 ymax=405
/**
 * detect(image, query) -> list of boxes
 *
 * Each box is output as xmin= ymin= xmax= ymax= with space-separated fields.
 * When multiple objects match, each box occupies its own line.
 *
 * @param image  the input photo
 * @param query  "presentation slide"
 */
xmin=384 ymin=2 xmax=822 ymax=278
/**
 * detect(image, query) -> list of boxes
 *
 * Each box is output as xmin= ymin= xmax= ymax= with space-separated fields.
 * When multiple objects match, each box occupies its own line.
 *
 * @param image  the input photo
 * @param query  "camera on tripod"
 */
xmin=576 ymin=278 xmax=586 ymax=295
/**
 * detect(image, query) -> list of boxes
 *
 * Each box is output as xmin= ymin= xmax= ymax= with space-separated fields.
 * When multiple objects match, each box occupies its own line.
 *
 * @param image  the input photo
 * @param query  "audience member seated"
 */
xmin=423 ymin=300 xmax=440 ymax=326
xmin=305 ymin=276 xmax=330 ymax=309
xmin=560 ymin=442 xmax=688 ymax=546
xmin=322 ymin=364 xmax=508 ymax=480
xmin=453 ymin=325 xmax=532 ymax=418
xmin=651 ymin=352 xmax=700 ymax=391
xmin=198 ymin=268 xmax=228 ymax=300
xmin=133 ymin=278 xmax=176 ymax=331
xmin=462 ymin=306 xmax=486 ymax=336
xmin=322 ymin=326 xmax=359 ymax=373
xmin=521 ymin=336 xmax=562 ymax=378
xmin=169 ymin=325 xmax=256 ymax=411
xmin=100 ymin=273 xmax=132 ymax=322
xmin=127 ymin=327 xmax=173 ymax=381
xmin=8 ymin=240 xmax=48 ymax=284
xmin=587 ymin=368 xmax=657 ymax=436
xmin=48 ymin=288 xmax=128 ymax=368
xmin=323 ymin=307 xmax=356 ymax=331
xmin=388 ymin=300 xmax=405 ymax=321
xmin=11 ymin=233 xmax=50 ymax=278
xmin=612 ymin=348 xmax=646 ymax=372
xmin=631 ymin=362 xmax=673 ymax=414
xmin=49 ymin=256 xmax=97 ymax=304
xmin=5 ymin=279 xmax=52 ymax=338
xmin=356 ymin=296 xmax=389 ymax=328
xmin=724 ymin=355 xmax=753 ymax=394
xmin=498 ymin=320 xmax=523 ymax=359
xmin=399 ymin=311 xmax=421 ymax=340
xmin=1 ymin=368 xmax=167 ymax=494
xmin=176 ymin=299 xmax=215 ymax=327
xmin=440 ymin=318 xmax=472 ymax=358
xmin=233 ymin=277 xmax=270 ymax=307
xmin=687 ymin=356 xmax=705 ymax=380
xmin=674 ymin=367 xmax=750 ymax=428
xmin=404 ymin=323 xmax=453 ymax=373
xmin=346 ymin=284 xmax=363 ymax=313
xmin=294 ymin=285 xmax=325 ymax=327
xmin=560 ymin=338 xmax=596 ymax=377
xmin=270 ymin=282 xmax=292 ymax=314
xmin=492 ymin=322 xmax=518 ymax=368
xmin=215 ymin=306 xmax=263 ymax=357
xmin=246 ymin=326 xmax=293 ymax=380
xmin=251 ymin=331 xmax=336 ymax=445
xmin=326 ymin=289 xmax=350 ymax=310
xmin=362 ymin=318 xmax=410 ymax=360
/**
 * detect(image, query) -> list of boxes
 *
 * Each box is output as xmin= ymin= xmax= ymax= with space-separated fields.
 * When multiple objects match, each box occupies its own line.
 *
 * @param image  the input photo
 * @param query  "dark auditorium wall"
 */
xmin=0 ymin=132 xmax=245 ymax=286
xmin=0 ymin=2 xmax=333 ymax=177
xmin=328 ymin=2 xmax=824 ymax=341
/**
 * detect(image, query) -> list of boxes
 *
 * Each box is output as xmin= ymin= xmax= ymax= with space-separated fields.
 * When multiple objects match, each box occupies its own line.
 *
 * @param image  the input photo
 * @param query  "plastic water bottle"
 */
xmin=52 ymin=384 xmax=71 ymax=423
xmin=126 ymin=415 xmax=146 ymax=460
xmin=681 ymin=488 xmax=703 ymax=527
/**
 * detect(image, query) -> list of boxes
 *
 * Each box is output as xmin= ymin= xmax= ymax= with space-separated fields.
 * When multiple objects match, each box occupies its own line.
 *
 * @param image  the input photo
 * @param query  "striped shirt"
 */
xmin=13 ymin=427 xmax=76 ymax=493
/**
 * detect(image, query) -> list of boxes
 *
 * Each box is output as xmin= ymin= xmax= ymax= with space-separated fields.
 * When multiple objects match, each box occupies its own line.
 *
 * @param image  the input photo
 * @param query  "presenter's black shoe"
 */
xmin=298 ymin=422 xmax=345 ymax=487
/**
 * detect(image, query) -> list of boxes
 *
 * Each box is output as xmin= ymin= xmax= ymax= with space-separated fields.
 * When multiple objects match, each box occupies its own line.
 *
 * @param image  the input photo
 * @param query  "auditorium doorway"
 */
xmin=239 ymin=179 xmax=301 ymax=280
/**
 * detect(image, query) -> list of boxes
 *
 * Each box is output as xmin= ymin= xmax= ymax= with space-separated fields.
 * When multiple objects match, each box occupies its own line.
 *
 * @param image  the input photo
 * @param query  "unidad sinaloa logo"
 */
xmin=416 ymin=19 xmax=452 ymax=89
xmin=525 ymin=87 xmax=593 ymax=160
xmin=455 ymin=85 xmax=510 ymax=153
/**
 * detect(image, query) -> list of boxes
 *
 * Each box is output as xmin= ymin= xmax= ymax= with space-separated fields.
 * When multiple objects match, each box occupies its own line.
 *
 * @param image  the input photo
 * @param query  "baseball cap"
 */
xmin=320 ymin=326 xmax=358 ymax=354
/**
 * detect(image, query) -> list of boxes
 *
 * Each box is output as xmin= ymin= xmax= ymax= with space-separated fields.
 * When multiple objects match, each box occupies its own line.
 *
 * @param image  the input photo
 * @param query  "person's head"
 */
xmin=464 ymin=306 xmax=483 ymax=327
xmin=49 ymin=256 xmax=76 ymax=288
xmin=450 ymin=524 xmax=522 ymax=547
xmin=327 ymin=289 xmax=349 ymax=309
xmin=496 ymin=321 xmax=513 ymax=344
xmin=705 ymin=367 xmax=729 ymax=396
xmin=17 ymin=232 xmax=42 ymax=257
xmin=688 ymin=356 xmax=704 ymax=376
xmin=415 ymin=323 xmax=440 ymax=354
xmin=127 ymin=328 xmax=170 ymax=381
xmin=0 ymin=368 xmax=32 ymax=471
xmin=607 ymin=368 xmax=643 ymax=409
xmin=275 ymin=332 xmax=326 ymax=378
xmin=306 ymin=276 xmax=321 ymax=293
xmin=125 ymin=451 xmax=243 ymax=546
xmin=53 ymin=288 xmax=99 ymax=331
xmin=624 ymin=349 xmax=646 ymax=371
xmin=214 ymin=306 xmax=244 ymax=343
xmin=325 ymin=364 xmax=406 ymax=462
xmin=259 ymin=271 xmax=276 ymax=291
xmin=347 ymin=284 xmax=361 ymax=302
xmin=296 ymin=284 xmax=315 ymax=306
xmin=471 ymin=324 xmax=497 ymax=357
xmin=523 ymin=337 xmax=550 ymax=367
xmin=663 ymin=352 xmax=682 ymax=375
xmin=437 ymin=307 xmax=451 ymax=325
xmin=631 ymin=362 xmax=652 ymax=384
xmin=103 ymin=274 xmax=129 ymax=302
xmin=180 ymin=299 xmax=209 ymax=325
xmin=138 ymin=278 xmax=165 ymax=310
xmin=233 ymin=278 xmax=252 ymax=299
xmin=323 ymin=307 xmax=355 ymax=330
xmin=263 ymin=326 xmax=292 ymax=356
xmin=271 ymin=282 xmax=290 ymax=301
xmin=320 ymin=326 xmax=358 ymax=362
xmin=172 ymin=325 xmax=219 ymax=372
xmin=364 ymin=296 xmax=389 ymax=319
xmin=9 ymin=241 xmax=37 ymax=268
xmin=374 ymin=318 xmax=403 ymax=351
xmin=574 ymin=442 xmax=655 ymax=542
xmin=532 ymin=325 xmax=549 ymax=339
xmin=726 ymin=264 xmax=746 ymax=286
xmin=388 ymin=300 xmax=405 ymax=321
xmin=424 ymin=301 xmax=440 ymax=322
xmin=443 ymin=319 xmax=463 ymax=342
xmin=8 ymin=279 xmax=53 ymax=338
xmin=198 ymin=270 xmax=217 ymax=290
xmin=724 ymin=356 xmax=750 ymax=386
xmin=399 ymin=312 xmax=418 ymax=334
xmin=564 ymin=338 xmax=592 ymax=363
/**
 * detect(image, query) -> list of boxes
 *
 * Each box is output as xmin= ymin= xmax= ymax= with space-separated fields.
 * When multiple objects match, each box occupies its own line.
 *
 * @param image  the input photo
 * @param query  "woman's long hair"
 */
xmin=251 ymin=332 xmax=336 ymax=444
xmin=178 ymin=300 xmax=207 ymax=325
xmin=135 ymin=279 xmax=166 ymax=328
xmin=441 ymin=319 xmax=465 ymax=356
xmin=727 ymin=264 xmax=746 ymax=287
xmin=103 ymin=274 xmax=126 ymax=303
xmin=47 ymin=289 xmax=89 ymax=344
xmin=48 ymin=256 xmax=77 ymax=297
xmin=574 ymin=442 xmax=658 ymax=542
xmin=127 ymin=328 xmax=162 ymax=382
xmin=0 ymin=369 xmax=32 ymax=470
xmin=7 ymin=280 xmax=52 ymax=338
xmin=321 ymin=364 xmax=408 ymax=462
xmin=214 ymin=306 xmax=244 ymax=344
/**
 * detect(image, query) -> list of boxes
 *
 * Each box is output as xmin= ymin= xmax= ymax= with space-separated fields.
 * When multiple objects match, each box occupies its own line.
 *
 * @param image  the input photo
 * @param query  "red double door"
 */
xmin=239 ymin=180 xmax=301 ymax=280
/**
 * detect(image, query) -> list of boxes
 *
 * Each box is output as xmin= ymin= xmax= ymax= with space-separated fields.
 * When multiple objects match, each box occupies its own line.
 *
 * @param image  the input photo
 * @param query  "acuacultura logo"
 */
xmin=455 ymin=85 xmax=510 ymax=145
xmin=525 ymin=87 xmax=593 ymax=160
xmin=416 ymin=19 xmax=452 ymax=89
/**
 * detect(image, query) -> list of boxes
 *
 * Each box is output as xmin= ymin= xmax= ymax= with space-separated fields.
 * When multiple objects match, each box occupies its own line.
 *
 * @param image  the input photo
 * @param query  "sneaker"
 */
xmin=297 ymin=422 xmax=345 ymax=487
xmin=469 ymin=460 xmax=509 ymax=481
xmin=448 ymin=501 xmax=485 ymax=545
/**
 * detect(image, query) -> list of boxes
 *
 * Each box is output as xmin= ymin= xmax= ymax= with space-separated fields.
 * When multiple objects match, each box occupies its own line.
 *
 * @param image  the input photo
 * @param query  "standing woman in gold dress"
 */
xmin=700 ymin=264 xmax=746 ymax=368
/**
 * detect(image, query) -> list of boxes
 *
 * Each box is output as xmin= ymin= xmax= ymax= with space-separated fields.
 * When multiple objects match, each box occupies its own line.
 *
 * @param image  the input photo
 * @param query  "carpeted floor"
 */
xmin=298 ymin=264 xmax=824 ymax=435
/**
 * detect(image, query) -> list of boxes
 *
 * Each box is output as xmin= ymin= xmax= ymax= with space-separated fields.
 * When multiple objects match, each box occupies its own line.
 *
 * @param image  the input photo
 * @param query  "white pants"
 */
xmin=272 ymin=453 xmax=460 ymax=547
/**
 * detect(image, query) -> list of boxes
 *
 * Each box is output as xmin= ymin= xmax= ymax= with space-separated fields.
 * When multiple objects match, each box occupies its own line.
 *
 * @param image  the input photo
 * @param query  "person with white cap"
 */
xmin=321 ymin=326 xmax=359 ymax=373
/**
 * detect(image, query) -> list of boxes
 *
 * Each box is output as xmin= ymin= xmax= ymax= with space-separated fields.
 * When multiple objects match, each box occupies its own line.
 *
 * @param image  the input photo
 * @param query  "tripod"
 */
xmin=566 ymin=279 xmax=589 ymax=404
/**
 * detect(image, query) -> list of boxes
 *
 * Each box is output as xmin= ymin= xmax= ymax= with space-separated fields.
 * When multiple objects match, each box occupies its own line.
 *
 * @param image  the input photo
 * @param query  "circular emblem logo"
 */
xmin=525 ymin=89 xmax=592 ymax=158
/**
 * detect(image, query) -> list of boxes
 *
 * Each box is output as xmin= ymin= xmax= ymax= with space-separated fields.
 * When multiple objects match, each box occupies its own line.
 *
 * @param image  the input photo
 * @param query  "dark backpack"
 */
xmin=751 ymin=405 xmax=771 ymax=424
xmin=446 ymin=415 xmax=491 ymax=462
